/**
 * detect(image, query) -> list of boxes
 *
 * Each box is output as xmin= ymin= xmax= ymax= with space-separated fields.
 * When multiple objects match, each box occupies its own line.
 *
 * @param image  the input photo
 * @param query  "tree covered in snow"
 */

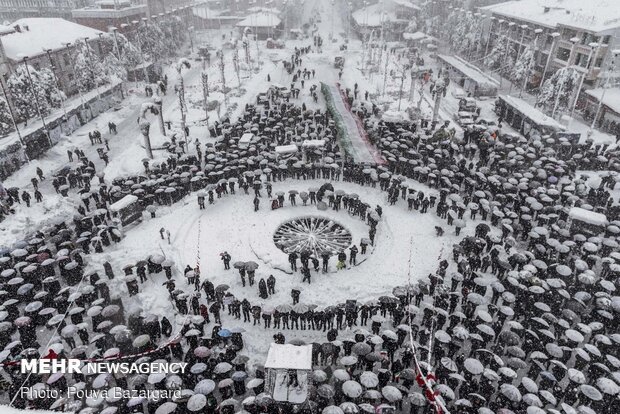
xmin=71 ymin=39 xmax=108 ymax=92
xmin=511 ymin=46 xmax=535 ymax=86
xmin=135 ymin=22 xmax=167 ymax=63
xmin=417 ymin=0 xmax=442 ymax=38
xmin=135 ymin=18 xmax=186 ymax=63
xmin=484 ymin=35 xmax=516 ymax=76
xmin=536 ymin=67 xmax=581 ymax=112
xmin=38 ymin=68 xmax=65 ymax=108
xmin=0 ymin=97 xmax=13 ymax=135
xmin=447 ymin=12 xmax=479 ymax=56
xmin=159 ymin=17 xmax=186 ymax=53
xmin=98 ymin=33 xmax=142 ymax=80
xmin=6 ymin=64 xmax=51 ymax=121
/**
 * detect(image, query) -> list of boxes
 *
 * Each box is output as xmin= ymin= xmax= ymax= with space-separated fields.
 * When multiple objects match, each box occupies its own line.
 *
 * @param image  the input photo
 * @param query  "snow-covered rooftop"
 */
xmin=193 ymin=5 xmax=226 ymax=19
xmin=481 ymin=0 xmax=620 ymax=33
xmin=236 ymin=12 xmax=281 ymax=28
xmin=438 ymin=54 xmax=499 ymax=88
xmin=499 ymin=94 xmax=566 ymax=130
xmin=1 ymin=18 xmax=103 ymax=60
xmin=265 ymin=343 xmax=312 ymax=370
xmin=584 ymin=88 xmax=620 ymax=115
xmin=110 ymin=194 xmax=139 ymax=212
xmin=352 ymin=3 xmax=399 ymax=27
xmin=246 ymin=6 xmax=281 ymax=15
xmin=390 ymin=0 xmax=420 ymax=10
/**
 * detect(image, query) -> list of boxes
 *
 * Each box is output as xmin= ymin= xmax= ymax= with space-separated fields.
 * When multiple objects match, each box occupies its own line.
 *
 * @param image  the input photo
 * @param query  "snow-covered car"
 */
xmin=266 ymin=38 xmax=285 ymax=49
xmin=257 ymin=93 xmax=269 ymax=105
xmin=454 ymin=111 xmax=477 ymax=126
xmin=458 ymin=97 xmax=478 ymax=112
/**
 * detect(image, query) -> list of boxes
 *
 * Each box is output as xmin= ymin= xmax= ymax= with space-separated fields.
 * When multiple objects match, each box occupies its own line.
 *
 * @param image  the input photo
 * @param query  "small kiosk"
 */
xmin=239 ymin=133 xmax=254 ymax=149
xmin=264 ymin=343 xmax=312 ymax=404
xmin=109 ymin=194 xmax=142 ymax=227
xmin=568 ymin=207 xmax=608 ymax=237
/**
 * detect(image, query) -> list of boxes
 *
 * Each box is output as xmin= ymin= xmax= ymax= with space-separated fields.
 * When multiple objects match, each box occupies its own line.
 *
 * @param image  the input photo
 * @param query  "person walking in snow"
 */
xmin=221 ymin=252 xmax=231 ymax=270
xmin=337 ymin=250 xmax=347 ymax=270
xmin=349 ymin=245 xmax=358 ymax=265
xmin=267 ymin=275 xmax=276 ymax=294
xmin=258 ymin=279 xmax=268 ymax=299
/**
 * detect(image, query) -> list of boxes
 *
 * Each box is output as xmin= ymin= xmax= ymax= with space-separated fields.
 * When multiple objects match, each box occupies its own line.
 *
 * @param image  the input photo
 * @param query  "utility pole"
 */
xmin=201 ymin=72 xmax=210 ymax=136
xmin=20 ymin=55 xmax=52 ymax=147
xmin=591 ymin=49 xmax=620 ymax=131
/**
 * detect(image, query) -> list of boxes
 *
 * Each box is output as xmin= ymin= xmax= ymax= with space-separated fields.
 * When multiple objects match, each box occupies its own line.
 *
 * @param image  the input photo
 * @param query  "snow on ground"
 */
xmin=75 ymin=176 xmax=484 ymax=367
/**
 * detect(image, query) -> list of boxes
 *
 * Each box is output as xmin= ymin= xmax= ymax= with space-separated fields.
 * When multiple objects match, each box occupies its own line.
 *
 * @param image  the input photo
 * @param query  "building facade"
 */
xmin=0 ymin=18 xmax=104 ymax=97
xmin=480 ymin=0 xmax=620 ymax=90
xmin=0 ymin=0 xmax=88 ymax=22
xmin=72 ymin=0 xmax=148 ymax=34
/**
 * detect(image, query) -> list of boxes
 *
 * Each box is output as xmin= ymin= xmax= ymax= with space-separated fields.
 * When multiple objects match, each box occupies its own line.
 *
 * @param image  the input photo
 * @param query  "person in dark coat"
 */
xmin=161 ymin=317 xmax=172 ymax=336
xmin=221 ymin=252 xmax=231 ymax=269
xmin=258 ymin=278 xmax=268 ymax=299
xmin=321 ymin=252 xmax=330 ymax=272
xmin=291 ymin=288 xmax=300 ymax=304
xmin=349 ymin=245 xmax=358 ymax=265
xmin=288 ymin=252 xmax=298 ymax=271
xmin=267 ymin=275 xmax=276 ymax=294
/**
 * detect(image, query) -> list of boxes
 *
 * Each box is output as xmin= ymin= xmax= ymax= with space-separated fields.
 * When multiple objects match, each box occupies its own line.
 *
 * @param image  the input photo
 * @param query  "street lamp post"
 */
xmin=109 ymin=27 xmax=126 ymax=99
xmin=43 ymin=48 xmax=68 ymax=121
xmin=591 ymin=49 xmax=620 ymax=130
xmin=83 ymin=37 xmax=102 ymax=101
xmin=132 ymin=20 xmax=150 ymax=84
xmin=508 ymin=25 xmax=528 ymax=93
xmin=519 ymin=28 xmax=543 ymax=97
xmin=484 ymin=16 xmax=496 ymax=58
xmin=569 ymin=42 xmax=600 ymax=122
xmin=539 ymin=32 xmax=561 ymax=91
xmin=551 ymin=37 xmax=579 ymax=119
xmin=19 ymin=55 xmax=52 ymax=147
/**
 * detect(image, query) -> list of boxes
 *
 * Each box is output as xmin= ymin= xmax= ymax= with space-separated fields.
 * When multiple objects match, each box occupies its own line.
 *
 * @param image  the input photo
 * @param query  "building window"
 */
xmin=602 ymin=35 xmax=611 ymax=44
xmin=556 ymin=47 xmax=570 ymax=61
xmin=595 ymin=57 xmax=603 ymax=68
xmin=575 ymin=53 xmax=590 ymax=68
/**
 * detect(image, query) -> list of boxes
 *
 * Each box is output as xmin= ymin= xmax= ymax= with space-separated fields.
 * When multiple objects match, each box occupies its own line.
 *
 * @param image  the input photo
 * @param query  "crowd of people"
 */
xmin=0 ymin=29 xmax=618 ymax=413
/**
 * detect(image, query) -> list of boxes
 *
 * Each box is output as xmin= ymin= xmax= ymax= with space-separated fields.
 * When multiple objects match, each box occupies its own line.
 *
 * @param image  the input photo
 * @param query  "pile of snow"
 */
xmin=2 ymin=18 xmax=103 ymax=60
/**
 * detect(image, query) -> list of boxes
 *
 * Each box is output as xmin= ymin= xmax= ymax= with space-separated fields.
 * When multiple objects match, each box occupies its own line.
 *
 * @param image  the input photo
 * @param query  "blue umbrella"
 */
xmin=218 ymin=329 xmax=232 ymax=338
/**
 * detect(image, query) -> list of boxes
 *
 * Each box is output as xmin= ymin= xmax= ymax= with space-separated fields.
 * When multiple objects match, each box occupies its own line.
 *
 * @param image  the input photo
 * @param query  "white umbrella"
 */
xmin=342 ymin=380 xmax=363 ymax=398
xmin=381 ymin=385 xmax=402 ymax=402
xmin=359 ymin=371 xmax=379 ymax=388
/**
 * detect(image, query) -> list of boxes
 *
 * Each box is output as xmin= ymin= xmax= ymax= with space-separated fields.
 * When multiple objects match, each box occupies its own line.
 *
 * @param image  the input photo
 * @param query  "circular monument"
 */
xmin=273 ymin=216 xmax=353 ymax=255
